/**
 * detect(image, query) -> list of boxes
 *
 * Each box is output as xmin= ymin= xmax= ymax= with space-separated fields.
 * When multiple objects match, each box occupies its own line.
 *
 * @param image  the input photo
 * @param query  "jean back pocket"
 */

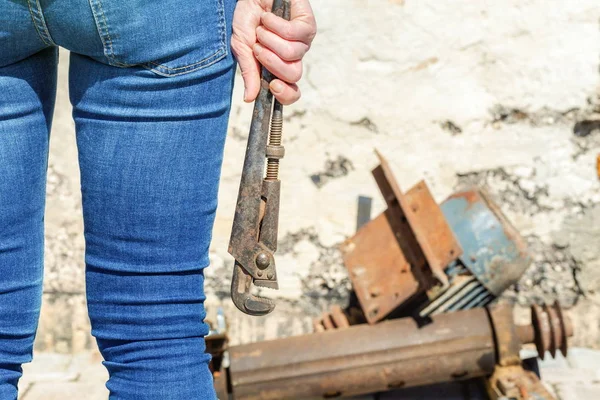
xmin=89 ymin=0 xmax=227 ymax=77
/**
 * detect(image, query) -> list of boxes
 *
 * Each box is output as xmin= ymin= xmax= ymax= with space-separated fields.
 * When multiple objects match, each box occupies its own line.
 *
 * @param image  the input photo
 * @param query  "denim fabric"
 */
xmin=0 ymin=1 xmax=237 ymax=399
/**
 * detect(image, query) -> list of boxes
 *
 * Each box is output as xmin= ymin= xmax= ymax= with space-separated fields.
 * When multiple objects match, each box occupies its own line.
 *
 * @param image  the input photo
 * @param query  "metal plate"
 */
xmin=403 ymin=180 xmax=463 ymax=286
xmin=341 ymin=210 xmax=420 ymax=324
xmin=373 ymin=152 xmax=462 ymax=287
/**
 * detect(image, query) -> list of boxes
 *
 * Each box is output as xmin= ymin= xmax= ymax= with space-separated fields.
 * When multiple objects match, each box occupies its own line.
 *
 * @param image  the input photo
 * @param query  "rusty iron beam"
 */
xmin=219 ymin=308 xmax=485 ymax=399
xmin=214 ymin=304 xmax=573 ymax=399
xmin=226 ymin=307 xmax=496 ymax=399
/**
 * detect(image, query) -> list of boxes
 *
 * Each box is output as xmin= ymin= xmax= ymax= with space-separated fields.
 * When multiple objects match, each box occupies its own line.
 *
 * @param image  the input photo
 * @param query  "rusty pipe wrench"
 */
xmin=228 ymin=0 xmax=291 ymax=316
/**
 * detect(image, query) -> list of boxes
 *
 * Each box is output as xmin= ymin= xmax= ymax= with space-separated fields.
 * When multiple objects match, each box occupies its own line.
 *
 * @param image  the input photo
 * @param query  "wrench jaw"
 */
xmin=231 ymin=261 xmax=276 ymax=316
xmin=229 ymin=179 xmax=281 ymax=315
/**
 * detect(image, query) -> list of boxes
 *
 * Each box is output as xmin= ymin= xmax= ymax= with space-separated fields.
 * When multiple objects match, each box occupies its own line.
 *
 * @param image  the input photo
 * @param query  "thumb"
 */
xmin=232 ymin=39 xmax=261 ymax=103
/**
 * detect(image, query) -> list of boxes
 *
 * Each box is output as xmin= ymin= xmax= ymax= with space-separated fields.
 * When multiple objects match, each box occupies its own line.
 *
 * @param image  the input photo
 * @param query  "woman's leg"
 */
xmin=0 ymin=47 xmax=58 ymax=399
xmin=69 ymin=49 xmax=235 ymax=399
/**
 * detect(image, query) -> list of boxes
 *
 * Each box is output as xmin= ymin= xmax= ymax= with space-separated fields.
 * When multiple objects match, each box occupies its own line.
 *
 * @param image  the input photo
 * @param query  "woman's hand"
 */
xmin=231 ymin=0 xmax=317 ymax=105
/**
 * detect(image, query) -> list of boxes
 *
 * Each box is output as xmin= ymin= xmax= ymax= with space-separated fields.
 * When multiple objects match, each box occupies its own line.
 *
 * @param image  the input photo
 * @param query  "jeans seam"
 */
xmin=217 ymin=0 xmax=227 ymax=55
xmin=87 ymin=0 xmax=130 ymax=67
xmin=27 ymin=0 xmax=56 ymax=47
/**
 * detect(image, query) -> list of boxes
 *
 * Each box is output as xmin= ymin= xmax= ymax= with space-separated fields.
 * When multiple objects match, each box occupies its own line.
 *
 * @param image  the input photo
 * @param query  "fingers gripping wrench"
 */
xmin=228 ymin=0 xmax=291 ymax=316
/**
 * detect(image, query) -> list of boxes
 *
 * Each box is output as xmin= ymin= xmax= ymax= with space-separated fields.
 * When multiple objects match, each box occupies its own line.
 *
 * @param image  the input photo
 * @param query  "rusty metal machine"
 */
xmin=316 ymin=151 xmax=531 ymax=328
xmin=211 ymin=303 xmax=572 ymax=399
xmin=228 ymin=0 xmax=291 ymax=316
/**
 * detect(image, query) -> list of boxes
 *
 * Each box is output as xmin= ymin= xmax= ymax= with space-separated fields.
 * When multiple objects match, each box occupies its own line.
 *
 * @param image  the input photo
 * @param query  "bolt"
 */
xmin=256 ymin=252 xmax=270 ymax=269
xmin=257 ymin=271 xmax=263 ymax=277
xmin=267 ymin=272 xmax=274 ymax=279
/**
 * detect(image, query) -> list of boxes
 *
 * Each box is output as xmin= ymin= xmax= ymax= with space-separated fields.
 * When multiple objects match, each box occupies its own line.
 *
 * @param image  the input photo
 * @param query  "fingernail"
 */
xmin=271 ymin=81 xmax=284 ymax=93
xmin=253 ymin=44 xmax=262 ymax=56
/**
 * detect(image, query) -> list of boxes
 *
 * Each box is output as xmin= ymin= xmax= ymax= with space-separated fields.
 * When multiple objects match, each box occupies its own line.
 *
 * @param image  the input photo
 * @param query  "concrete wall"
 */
xmin=39 ymin=0 xmax=600 ymax=352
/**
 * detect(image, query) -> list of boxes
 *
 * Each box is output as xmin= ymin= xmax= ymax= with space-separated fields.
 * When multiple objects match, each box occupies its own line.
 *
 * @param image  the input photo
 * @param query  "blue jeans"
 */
xmin=0 ymin=1 xmax=237 ymax=398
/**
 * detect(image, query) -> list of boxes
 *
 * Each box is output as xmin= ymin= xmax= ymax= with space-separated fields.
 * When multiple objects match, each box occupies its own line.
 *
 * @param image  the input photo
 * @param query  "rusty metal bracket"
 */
xmin=341 ymin=210 xmax=420 ymax=323
xmin=341 ymin=155 xmax=531 ymax=323
xmin=341 ymin=151 xmax=463 ymax=323
xmin=373 ymin=151 xmax=463 ymax=285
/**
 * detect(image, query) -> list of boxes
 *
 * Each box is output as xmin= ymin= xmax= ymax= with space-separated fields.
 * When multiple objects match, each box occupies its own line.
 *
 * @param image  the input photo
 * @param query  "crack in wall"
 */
xmin=439 ymin=120 xmax=462 ymax=135
xmin=350 ymin=117 xmax=379 ymax=133
xmin=488 ymin=95 xmax=600 ymax=128
xmin=488 ymin=96 xmax=600 ymax=160
xmin=488 ymin=104 xmax=582 ymax=127
xmin=310 ymin=155 xmax=355 ymax=188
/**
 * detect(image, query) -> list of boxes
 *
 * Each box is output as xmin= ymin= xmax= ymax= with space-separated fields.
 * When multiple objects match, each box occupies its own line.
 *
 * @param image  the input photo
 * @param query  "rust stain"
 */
xmin=446 ymin=189 xmax=480 ymax=206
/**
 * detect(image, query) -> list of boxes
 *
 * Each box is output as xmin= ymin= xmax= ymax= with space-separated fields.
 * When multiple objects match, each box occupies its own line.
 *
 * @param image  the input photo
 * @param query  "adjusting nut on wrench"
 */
xmin=227 ymin=0 xmax=291 ymax=316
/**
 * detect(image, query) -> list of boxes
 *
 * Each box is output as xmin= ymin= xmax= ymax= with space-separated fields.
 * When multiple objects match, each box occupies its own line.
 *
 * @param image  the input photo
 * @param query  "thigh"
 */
xmin=0 ymin=47 xmax=57 ymax=330
xmin=67 ymin=0 xmax=237 ymax=394
xmin=70 ymin=51 xmax=236 ymax=338
xmin=69 ymin=17 xmax=236 ymax=400
xmin=0 ymin=47 xmax=58 ymax=396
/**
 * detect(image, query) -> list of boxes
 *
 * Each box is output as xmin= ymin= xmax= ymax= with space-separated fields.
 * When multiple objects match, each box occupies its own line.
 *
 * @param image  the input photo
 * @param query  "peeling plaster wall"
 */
xmin=40 ymin=0 xmax=600 ymax=352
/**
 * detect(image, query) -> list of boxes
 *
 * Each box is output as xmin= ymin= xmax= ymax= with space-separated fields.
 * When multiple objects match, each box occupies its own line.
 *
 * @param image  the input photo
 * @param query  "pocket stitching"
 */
xmin=144 ymin=0 xmax=228 ymax=76
xmin=143 ymin=48 xmax=227 ymax=77
xmin=146 ymin=47 xmax=226 ymax=72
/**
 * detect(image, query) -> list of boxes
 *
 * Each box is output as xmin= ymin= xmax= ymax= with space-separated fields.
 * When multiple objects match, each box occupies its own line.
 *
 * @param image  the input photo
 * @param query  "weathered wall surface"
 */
xmin=38 ymin=0 xmax=600 ymax=352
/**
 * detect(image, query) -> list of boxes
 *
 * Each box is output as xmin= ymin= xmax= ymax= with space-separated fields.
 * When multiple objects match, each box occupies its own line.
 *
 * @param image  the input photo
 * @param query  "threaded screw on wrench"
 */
xmin=266 ymin=101 xmax=284 ymax=181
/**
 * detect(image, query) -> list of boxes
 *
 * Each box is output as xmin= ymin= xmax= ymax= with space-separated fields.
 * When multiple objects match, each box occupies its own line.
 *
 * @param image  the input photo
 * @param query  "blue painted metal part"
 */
xmin=440 ymin=190 xmax=531 ymax=297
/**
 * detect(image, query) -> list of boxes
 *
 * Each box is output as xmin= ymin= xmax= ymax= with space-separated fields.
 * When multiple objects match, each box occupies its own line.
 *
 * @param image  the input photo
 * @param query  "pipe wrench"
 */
xmin=228 ymin=0 xmax=291 ymax=316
